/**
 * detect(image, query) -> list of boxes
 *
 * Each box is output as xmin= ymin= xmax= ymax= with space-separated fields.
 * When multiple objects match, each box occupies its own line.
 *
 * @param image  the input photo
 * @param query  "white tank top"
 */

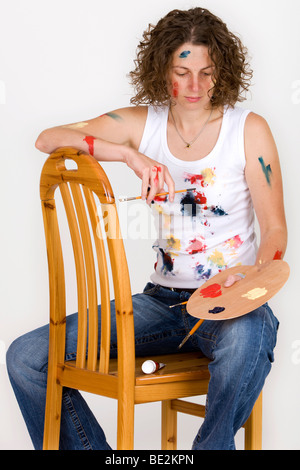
xmin=138 ymin=105 xmax=257 ymax=289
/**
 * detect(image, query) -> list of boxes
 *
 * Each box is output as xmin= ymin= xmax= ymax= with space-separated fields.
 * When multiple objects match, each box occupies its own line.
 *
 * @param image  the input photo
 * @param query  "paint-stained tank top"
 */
xmin=138 ymin=105 xmax=257 ymax=289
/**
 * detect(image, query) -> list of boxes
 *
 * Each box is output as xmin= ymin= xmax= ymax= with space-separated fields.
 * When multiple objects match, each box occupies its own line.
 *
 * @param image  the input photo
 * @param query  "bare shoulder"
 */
xmin=244 ymin=112 xmax=273 ymax=139
xmin=116 ymin=105 xmax=148 ymax=148
xmin=244 ymin=111 xmax=277 ymax=161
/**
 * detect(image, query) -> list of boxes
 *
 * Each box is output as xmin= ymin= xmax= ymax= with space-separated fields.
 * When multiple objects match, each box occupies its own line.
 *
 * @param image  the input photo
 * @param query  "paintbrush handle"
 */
xmin=188 ymin=318 xmax=205 ymax=336
xmin=169 ymin=300 xmax=188 ymax=308
xmin=178 ymin=319 xmax=205 ymax=349
xmin=119 ymin=188 xmax=196 ymax=202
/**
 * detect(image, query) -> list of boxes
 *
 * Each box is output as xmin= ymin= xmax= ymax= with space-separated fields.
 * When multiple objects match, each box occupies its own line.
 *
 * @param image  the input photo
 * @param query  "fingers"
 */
xmin=141 ymin=167 xmax=150 ymax=200
xmin=142 ymin=164 xmax=175 ymax=204
xmin=147 ymin=165 xmax=163 ymax=204
xmin=164 ymin=168 xmax=175 ymax=202
xmin=223 ymin=274 xmax=244 ymax=288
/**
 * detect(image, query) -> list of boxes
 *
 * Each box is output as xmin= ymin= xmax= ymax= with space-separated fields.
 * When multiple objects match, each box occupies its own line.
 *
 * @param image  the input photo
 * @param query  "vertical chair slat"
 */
xmin=102 ymin=202 xmax=135 ymax=449
xmin=59 ymin=183 xmax=88 ymax=369
xmin=41 ymin=199 xmax=66 ymax=449
xmin=82 ymin=186 xmax=111 ymax=374
xmin=70 ymin=183 xmax=98 ymax=371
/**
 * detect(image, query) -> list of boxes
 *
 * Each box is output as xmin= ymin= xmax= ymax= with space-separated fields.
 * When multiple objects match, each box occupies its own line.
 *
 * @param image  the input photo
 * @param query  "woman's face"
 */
xmin=168 ymin=43 xmax=215 ymax=109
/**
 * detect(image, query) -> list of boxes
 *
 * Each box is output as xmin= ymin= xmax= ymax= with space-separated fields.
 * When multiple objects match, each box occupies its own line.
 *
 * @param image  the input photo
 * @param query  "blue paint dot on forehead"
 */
xmin=179 ymin=50 xmax=191 ymax=58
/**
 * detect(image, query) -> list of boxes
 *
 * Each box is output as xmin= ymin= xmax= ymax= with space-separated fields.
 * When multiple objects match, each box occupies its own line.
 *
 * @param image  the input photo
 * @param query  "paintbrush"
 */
xmin=178 ymin=319 xmax=205 ymax=349
xmin=119 ymin=188 xmax=196 ymax=202
xmin=169 ymin=300 xmax=188 ymax=308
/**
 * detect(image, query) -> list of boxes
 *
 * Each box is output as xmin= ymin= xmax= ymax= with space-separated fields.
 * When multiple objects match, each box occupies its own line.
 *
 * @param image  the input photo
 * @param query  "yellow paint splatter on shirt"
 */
xmin=167 ymin=235 xmax=181 ymax=252
xmin=202 ymin=168 xmax=216 ymax=186
xmin=208 ymin=249 xmax=226 ymax=268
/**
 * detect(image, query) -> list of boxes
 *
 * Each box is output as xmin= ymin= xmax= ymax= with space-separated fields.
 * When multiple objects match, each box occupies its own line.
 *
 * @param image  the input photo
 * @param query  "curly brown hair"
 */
xmin=129 ymin=7 xmax=252 ymax=108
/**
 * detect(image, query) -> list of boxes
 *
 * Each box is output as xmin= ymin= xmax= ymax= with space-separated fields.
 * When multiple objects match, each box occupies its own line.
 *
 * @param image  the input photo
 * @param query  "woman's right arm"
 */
xmin=35 ymin=107 xmax=175 ymax=202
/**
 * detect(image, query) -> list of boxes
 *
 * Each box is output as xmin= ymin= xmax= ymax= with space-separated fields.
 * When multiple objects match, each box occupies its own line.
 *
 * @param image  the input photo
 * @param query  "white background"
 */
xmin=1 ymin=0 xmax=299 ymax=450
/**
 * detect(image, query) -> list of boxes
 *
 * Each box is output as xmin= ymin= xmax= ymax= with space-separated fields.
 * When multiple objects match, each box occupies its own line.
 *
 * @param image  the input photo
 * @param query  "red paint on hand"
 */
xmin=199 ymin=283 xmax=222 ymax=298
xmin=273 ymin=250 xmax=282 ymax=260
xmin=83 ymin=136 xmax=95 ymax=156
xmin=152 ymin=165 xmax=162 ymax=184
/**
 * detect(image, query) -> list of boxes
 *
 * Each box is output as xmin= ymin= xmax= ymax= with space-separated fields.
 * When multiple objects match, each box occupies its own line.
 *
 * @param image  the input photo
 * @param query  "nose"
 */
xmin=189 ymin=74 xmax=200 ymax=93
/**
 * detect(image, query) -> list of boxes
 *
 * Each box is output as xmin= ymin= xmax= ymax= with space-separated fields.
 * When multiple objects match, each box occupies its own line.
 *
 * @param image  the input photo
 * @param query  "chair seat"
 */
xmin=127 ymin=352 xmax=210 ymax=385
xmin=59 ymin=352 xmax=211 ymax=404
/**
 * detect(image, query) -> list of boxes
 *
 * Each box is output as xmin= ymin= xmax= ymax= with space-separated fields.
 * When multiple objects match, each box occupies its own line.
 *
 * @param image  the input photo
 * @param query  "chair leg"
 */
xmin=117 ymin=398 xmax=135 ymax=449
xmin=43 ymin=378 xmax=63 ymax=450
xmin=244 ymin=392 xmax=263 ymax=450
xmin=161 ymin=400 xmax=177 ymax=450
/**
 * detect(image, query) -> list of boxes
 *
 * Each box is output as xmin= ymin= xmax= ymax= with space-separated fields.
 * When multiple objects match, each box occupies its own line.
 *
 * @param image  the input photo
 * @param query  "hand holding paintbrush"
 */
xmin=119 ymin=187 xmax=196 ymax=202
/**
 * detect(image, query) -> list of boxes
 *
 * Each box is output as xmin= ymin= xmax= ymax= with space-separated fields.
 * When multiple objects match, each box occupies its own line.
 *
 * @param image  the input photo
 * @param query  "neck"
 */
xmin=169 ymin=103 xmax=214 ymax=130
xmin=168 ymin=103 xmax=223 ymax=149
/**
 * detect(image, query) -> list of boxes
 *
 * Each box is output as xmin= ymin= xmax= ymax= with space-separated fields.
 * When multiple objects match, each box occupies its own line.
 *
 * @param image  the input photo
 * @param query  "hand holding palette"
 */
xmin=178 ymin=260 xmax=289 ymax=349
xmin=187 ymin=260 xmax=289 ymax=320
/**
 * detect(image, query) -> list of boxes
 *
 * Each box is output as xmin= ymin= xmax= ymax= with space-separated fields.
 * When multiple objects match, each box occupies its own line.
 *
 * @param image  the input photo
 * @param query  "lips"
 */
xmin=185 ymin=96 xmax=202 ymax=103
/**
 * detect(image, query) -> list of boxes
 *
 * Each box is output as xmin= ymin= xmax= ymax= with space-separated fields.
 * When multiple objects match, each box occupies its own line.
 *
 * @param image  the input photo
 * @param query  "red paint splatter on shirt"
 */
xmin=186 ymin=237 xmax=207 ymax=255
xmin=185 ymin=173 xmax=205 ymax=187
xmin=194 ymin=190 xmax=207 ymax=207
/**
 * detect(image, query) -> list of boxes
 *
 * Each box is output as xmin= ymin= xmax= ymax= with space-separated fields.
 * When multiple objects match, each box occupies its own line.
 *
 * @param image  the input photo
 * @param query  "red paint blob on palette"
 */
xmin=199 ymin=283 xmax=222 ymax=298
xmin=83 ymin=136 xmax=95 ymax=156
xmin=273 ymin=250 xmax=282 ymax=260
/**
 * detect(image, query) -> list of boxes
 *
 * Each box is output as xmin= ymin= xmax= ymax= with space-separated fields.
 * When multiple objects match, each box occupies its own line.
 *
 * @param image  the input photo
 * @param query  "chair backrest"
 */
xmin=40 ymin=147 xmax=135 ymax=379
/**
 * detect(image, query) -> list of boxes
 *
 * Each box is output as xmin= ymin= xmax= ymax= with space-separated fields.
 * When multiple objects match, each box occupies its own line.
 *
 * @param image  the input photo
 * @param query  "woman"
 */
xmin=7 ymin=7 xmax=287 ymax=450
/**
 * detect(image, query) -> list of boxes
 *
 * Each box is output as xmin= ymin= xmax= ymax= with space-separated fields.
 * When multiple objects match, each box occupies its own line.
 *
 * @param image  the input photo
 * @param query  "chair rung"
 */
xmin=171 ymin=399 xmax=206 ymax=418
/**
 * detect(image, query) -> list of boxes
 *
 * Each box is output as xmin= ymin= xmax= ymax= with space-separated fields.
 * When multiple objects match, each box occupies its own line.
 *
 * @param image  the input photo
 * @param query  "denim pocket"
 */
xmin=142 ymin=282 xmax=161 ymax=296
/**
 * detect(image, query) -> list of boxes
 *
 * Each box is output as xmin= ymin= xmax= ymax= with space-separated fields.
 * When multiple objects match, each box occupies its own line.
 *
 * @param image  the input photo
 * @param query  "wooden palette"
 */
xmin=186 ymin=260 xmax=290 ymax=321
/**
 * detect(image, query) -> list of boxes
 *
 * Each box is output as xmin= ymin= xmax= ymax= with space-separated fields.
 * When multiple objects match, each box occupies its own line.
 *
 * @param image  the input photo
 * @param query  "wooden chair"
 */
xmin=40 ymin=147 xmax=263 ymax=450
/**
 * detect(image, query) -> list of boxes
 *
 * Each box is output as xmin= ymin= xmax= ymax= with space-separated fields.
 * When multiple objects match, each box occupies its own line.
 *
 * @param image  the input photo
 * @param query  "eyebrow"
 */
xmin=172 ymin=65 xmax=214 ymax=71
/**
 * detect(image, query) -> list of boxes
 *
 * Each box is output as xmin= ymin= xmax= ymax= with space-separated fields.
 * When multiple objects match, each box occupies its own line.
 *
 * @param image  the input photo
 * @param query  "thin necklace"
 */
xmin=170 ymin=107 xmax=213 ymax=148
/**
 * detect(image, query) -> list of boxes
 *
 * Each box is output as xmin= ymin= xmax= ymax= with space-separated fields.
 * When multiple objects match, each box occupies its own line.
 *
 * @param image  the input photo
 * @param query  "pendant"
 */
xmin=186 ymin=143 xmax=191 ymax=148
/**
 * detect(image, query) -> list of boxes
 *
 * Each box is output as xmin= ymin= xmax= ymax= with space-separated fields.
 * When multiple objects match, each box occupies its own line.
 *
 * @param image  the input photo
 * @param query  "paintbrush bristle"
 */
xmin=178 ymin=334 xmax=190 ymax=350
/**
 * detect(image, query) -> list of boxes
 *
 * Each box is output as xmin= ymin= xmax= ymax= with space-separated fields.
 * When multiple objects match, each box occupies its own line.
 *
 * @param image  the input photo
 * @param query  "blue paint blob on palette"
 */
xmin=208 ymin=306 xmax=225 ymax=314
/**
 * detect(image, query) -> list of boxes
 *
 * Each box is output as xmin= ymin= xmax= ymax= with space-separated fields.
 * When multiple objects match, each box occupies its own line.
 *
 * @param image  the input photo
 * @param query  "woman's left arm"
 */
xmin=244 ymin=112 xmax=287 ymax=264
xmin=224 ymin=112 xmax=287 ymax=288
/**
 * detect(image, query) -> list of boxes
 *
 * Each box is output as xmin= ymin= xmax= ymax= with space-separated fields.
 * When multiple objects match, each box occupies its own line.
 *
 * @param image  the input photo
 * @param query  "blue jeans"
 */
xmin=6 ymin=282 xmax=279 ymax=450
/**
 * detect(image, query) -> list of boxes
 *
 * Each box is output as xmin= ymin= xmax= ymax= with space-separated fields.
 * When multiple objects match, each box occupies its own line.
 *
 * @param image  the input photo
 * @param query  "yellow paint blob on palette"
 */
xmin=187 ymin=260 xmax=290 ymax=321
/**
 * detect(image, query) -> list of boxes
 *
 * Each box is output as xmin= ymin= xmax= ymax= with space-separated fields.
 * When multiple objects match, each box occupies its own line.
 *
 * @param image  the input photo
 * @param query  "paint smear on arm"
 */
xmin=273 ymin=250 xmax=282 ymax=260
xmin=258 ymin=156 xmax=272 ymax=186
xmin=100 ymin=112 xmax=123 ymax=122
xmin=62 ymin=122 xmax=89 ymax=129
xmin=83 ymin=135 xmax=95 ymax=156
